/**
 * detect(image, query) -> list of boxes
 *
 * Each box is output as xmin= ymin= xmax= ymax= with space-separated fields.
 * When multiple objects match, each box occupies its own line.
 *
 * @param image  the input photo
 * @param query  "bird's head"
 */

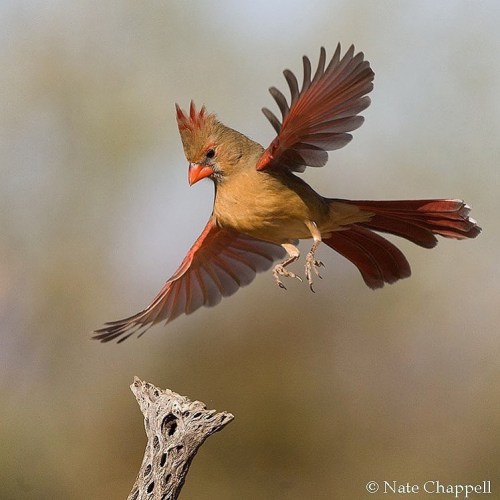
xmin=176 ymin=101 xmax=261 ymax=186
xmin=176 ymin=101 xmax=221 ymax=185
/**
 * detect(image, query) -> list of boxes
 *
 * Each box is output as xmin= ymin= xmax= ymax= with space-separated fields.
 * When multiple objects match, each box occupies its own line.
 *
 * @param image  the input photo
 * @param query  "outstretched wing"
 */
xmin=256 ymin=44 xmax=374 ymax=172
xmin=93 ymin=219 xmax=285 ymax=343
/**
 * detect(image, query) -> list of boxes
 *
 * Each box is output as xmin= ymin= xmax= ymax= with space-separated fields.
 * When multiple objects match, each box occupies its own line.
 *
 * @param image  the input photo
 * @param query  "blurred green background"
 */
xmin=1 ymin=1 xmax=499 ymax=499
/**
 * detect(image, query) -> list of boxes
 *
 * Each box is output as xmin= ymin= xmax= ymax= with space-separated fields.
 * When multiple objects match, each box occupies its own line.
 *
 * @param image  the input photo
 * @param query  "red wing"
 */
xmin=256 ymin=44 xmax=374 ymax=172
xmin=93 ymin=219 xmax=285 ymax=343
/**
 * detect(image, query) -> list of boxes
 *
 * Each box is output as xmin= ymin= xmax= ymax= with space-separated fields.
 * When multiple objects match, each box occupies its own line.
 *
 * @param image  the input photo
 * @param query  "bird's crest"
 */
xmin=175 ymin=101 xmax=221 ymax=162
xmin=175 ymin=101 xmax=209 ymax=132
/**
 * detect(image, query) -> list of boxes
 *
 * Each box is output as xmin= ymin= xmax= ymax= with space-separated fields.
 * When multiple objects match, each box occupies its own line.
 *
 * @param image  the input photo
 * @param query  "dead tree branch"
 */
xmin=128 ymin=377 xmax=234 ymax=500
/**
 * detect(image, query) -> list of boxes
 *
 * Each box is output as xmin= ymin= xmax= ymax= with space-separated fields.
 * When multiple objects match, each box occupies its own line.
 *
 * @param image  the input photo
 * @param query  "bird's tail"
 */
xmin=323 ymin=199 xmax=480 ymax=289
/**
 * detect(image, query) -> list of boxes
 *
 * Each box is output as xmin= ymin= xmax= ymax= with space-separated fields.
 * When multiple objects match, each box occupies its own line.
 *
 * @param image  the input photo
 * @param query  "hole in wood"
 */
xmin=161 ymin=413 xmax=178 ymax=437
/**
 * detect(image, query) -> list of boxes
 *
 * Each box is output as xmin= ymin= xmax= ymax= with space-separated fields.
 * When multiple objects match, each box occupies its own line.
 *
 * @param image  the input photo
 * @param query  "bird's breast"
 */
xmin=212 ymin=171 xmax=330 ymax=244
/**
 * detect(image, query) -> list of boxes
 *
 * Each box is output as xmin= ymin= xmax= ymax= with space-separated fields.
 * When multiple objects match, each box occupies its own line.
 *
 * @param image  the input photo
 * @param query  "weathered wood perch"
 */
xmin=128 ymin=377 xmax=234 ymax=500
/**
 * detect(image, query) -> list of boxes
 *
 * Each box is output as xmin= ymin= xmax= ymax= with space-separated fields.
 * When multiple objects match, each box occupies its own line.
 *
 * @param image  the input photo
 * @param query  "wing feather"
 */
xmin=257 ymin=44 xmax=374 ymax=172
xmin=93 ymin=219 xmax=285 ymax=342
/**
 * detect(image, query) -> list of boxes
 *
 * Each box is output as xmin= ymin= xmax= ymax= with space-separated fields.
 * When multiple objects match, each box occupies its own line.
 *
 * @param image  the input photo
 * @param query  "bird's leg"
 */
xmin=273 ymin=243 xmax=302 ymax=289
xmin=304 ymin=221 xmax=325 ymax=292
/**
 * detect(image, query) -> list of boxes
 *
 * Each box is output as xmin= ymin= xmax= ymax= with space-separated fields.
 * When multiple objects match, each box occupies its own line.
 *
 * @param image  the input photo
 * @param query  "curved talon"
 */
xmin=273 ymin=263 xmax=302 ymax=289
xmin=305 ymin=254 xmax=325 ymax=290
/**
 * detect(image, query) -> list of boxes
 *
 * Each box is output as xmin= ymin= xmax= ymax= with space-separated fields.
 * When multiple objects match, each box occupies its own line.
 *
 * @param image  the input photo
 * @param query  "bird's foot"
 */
xmin=305 ymin=251 xmax=324 ymax=292
xmin=272 ymin=263 xmax=302 ymax=290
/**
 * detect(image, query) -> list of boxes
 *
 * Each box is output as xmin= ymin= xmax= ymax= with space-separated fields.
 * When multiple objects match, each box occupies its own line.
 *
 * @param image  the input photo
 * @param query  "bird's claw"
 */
xmin=305 ymin=252 xmax=324 ymax=292
xmin=273 ymin=264 xmax=302 ymax=290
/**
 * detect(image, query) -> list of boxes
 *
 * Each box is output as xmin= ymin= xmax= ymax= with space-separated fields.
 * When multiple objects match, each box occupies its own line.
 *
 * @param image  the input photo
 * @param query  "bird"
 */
xmin=93 ymin=44 xmax=481 ymax=343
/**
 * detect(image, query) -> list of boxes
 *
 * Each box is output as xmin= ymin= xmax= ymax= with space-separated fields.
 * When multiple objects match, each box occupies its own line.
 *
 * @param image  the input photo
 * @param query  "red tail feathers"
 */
xmin=324 ymin=199 xmax=480 ymax=289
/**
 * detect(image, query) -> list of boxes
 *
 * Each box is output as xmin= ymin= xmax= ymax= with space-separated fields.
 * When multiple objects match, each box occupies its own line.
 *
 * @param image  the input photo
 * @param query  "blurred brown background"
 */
xmin=1 ymin=1 xmax=499 ymax=499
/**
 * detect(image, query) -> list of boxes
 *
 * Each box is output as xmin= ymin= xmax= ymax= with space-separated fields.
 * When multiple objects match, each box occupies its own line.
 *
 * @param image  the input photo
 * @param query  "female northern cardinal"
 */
xmin=94 ymin=44 xmax=480 ymax=342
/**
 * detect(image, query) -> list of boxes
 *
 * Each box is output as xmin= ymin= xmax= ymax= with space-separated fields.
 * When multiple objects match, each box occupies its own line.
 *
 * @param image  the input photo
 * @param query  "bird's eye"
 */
xmin=205 ymin=149 xmax=215 ymax=159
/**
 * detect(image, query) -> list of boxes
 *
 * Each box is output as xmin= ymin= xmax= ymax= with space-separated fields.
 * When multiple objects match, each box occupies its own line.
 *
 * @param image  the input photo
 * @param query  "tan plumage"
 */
xmin=94 ymin=44 xmax=480 ymax=342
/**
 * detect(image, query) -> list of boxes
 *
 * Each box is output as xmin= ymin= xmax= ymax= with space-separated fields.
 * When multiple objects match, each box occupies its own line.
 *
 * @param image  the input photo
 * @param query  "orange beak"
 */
xmin=188 ymin=162 xmax=213 ymax=186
